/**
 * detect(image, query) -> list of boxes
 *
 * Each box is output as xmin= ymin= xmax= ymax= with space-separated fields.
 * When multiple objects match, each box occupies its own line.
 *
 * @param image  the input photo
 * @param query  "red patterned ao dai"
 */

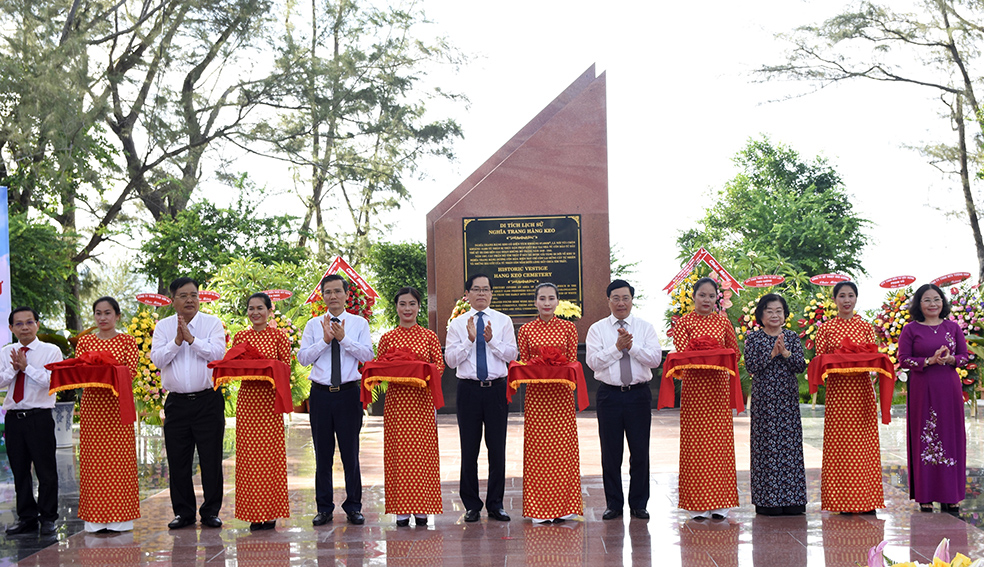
xmin=516 ymin=316 xmax=583 ymax=519
xmin=231 ymin=327 xmax=291 ymax=522
xmin=376 ymin=325 xmax=444 ymax=515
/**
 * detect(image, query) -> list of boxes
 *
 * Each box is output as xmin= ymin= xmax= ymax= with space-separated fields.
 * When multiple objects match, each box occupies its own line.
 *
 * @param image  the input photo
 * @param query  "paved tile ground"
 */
xmin=1 ymin=404 xmax=984 ymax=565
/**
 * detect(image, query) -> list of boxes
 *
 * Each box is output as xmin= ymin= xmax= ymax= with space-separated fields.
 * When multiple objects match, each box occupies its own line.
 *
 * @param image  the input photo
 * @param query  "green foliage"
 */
xmin=679 ymin=137 xmax=870 ymax=278
xmin=207 ymin=257 xmax=320 ymax=327
xmin=366 ymin=241 xmax=428 ymax=328
xmin=8 ymin=213 xmax=77 ymax=317
xmin=137 ymin=177 xmax=309 ymax=290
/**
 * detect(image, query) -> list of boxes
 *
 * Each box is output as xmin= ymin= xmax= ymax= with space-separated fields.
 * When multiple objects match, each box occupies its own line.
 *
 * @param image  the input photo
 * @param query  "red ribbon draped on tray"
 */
xmin=807 ymin=340 xmax=896 ymax=424
xmin=506 ymin=347 xmax=589 ymax=411
xmin=658 ymin=336 xmax=743 ymax=413
xmin=46 ymin=351 xmax=136 ymax=424
xmin=360 ymin=348 xmax=444 ymax=410
xmin=208 ymin=343 xmax=293 ymax=414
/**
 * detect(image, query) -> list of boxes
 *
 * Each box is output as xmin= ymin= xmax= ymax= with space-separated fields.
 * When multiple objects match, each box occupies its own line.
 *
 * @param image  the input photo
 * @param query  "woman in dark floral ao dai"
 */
xmin=898 ymin=283 xmax=967 ymax=513
xmin=744 ymin=293 xmax=808 ymax=516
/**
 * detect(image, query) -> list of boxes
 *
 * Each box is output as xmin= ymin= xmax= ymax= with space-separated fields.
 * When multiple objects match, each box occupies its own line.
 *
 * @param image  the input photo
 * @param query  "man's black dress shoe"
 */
xmin=39 ymin=521 xmax=56 ymax=536
xmin=395 ymin=518 xmax=410 ymax=527
xmin=346 ymin=511 xmax=365 ymax=525
xmin=250 ymin=521 xmax=276 ymax=531
xmin=5 ymin=519 xmax=38 ymax=535
xmin=312 ymin=512 xmax=332 ymax=526
xmin=201 ymin=516 xmax=222 ymax=528
xmin=414 ymin=515 xmax=428 ymax=526
xmin=463 ymin=510 xmax=481 ymax=523
xmin=602 ymin=509 xmax=622 ymax=520
xmin=630 ymin=509 xmax=650 ymax=519
xmin=167 ymin=516 xmax=195 ymax=530
xmin=488 ymin=509 xmax=510 ymax=522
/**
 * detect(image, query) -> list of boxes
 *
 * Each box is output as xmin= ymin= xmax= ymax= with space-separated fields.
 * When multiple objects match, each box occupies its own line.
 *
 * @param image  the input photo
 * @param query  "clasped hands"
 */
xmin=770 ymin=334 xmax=791 ymax=359
xmin=615 ymin=327 xmax=633 ymax=352
xmin=466 ymin=316 xmax=493 ymax=343
xmin=321 ymin=317 xmax=346 ymax=343
xmin=173 ymin=316 xmax=196 ymax=346
xmin=927 ymin=345 xmax=956 ymax=366
xmin=9 ymin=348 xmax=27 ymax=372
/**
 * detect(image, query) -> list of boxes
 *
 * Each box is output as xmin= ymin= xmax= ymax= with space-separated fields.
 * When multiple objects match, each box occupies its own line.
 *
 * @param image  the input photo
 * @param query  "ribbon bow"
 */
xmin=836 ymin=339 xmax=878 ymax=354
xmin=526 ymin=346 xmax=568 ymax=366
xmin=46 ymin=351 xmax=120 ymax=368
xmin=378 ymin=347 xmax=420 ymax=362
xmin=686 ymin=336 xmax=720 ymax=351
xmin=216 ymin=342 xmax=264 ymax=362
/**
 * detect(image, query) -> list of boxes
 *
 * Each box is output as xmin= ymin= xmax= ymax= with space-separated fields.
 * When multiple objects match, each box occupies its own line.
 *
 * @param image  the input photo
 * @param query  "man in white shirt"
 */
xmin=0 ymin=307 xmax=63 ymax=536
xmin=445 ymin=274 xmax=518 ymax=523
xmin=298 ymin=274 xmax=373 ymax=526
xmin=586 ymin=279 xmax=662 ymax=521
xmin=150 ymin=277 xmax=228 ymax=530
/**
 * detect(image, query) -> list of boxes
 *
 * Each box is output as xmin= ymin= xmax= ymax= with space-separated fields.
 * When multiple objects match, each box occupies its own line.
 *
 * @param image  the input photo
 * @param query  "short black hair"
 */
xmin=93 ymin=296 xmax=121 ymax=315
xmin=754 ymin=293 xmax=789 ymax=326
xmin=320 ymin=274 xmax=349 ymax=294
xmin=606 ymin=279 xmax=634 ymax=297
xmin=9 ymin=306 xmax=39 ymax=326
xmin=393 ymin=286 xmax=422 ymax=305
xmin=832 ymin=281 xmax=858 ymax=298
xmin=909 ymin=283 xmax=951 ymax=322
xmin=693 ymin=277 xmax=719 ymax=298
xmin=169 ymin=277 xmax=199 ymax=295
xmin=247 ymin=292 xmax=272 ymax=310
xmin=465 ymin=273 xmax=492 ymax=291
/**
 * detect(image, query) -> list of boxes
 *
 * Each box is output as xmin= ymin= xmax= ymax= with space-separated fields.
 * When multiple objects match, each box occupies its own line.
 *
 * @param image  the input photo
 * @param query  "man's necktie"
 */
xmin=12 ymin=346 xmax=29 ymax=403
xmin=476 ymin=312 xmax=488 ymax=381
xmin=330 ymin=317 xmax=341 ymax=388
xmin=617 ymin=320 xmax=632 ymax=386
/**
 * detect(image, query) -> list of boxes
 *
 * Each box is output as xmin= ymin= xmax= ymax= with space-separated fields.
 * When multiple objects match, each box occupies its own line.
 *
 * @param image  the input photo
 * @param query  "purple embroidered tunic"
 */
xmin=898 ymin=319 xmax=968 ymax=504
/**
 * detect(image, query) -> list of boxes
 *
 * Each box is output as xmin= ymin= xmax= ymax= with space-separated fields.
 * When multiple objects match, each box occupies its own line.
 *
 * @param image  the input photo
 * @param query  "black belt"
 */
xmin=9 ymin=408 xmax=50 ymax=419
xmin=312 ymin=381 xmax=358 ymax=393
xmin=462 ymin=377 xmax=505 ymax=388
xmin=169 ymin=389 xmax=215 ymax=399
xmin=601 ymin=382 xmax=649 ymax=392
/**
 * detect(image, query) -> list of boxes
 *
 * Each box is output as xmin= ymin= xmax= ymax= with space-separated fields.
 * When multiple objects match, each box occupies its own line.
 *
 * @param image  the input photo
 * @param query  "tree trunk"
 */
xmin=955 ymin=97 xmax=984 ymax=283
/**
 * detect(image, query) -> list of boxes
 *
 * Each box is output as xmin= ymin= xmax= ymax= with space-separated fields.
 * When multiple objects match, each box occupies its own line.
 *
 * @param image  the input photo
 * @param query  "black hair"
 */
xmin=393 ymin=286 xmax=422 ymax=305
xmin=320 ymin=274 xmax=349 ymax=294
xmin=534 ymin=282 xmax=559 ymax=298
xmin=9 ymin=306 xmax=39 ymax=326
xmin=465 ymin=273 xmax=492 ymax=291
xmin=169 ymin=277 xmax=199 ymax=295
xmin=247 ymin=292 xmax=273 ymax=310
xmin=832 ymin=281 xmax=858 ymax=298
xmin=693 ymin=277 xmax=719 ymax=298
xmin=908 ymin=283 xmax=951 ymax=322
xmin=754 ymin=293 xmax=790 ymax=327
xmin=92 ymin=296 xmax=121 ymax=315
xmin=606 ymin=279 xmax=635 ymax=297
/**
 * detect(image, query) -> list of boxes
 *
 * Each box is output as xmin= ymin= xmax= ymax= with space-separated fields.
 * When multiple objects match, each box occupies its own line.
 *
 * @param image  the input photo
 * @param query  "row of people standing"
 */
xmin=1 ymin=273 xmax=967 ymax=536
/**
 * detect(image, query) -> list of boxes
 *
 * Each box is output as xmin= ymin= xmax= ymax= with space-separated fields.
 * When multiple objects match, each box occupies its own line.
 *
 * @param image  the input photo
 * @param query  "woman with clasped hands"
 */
xmin=898 ymin=283 xmax=968 ymax=513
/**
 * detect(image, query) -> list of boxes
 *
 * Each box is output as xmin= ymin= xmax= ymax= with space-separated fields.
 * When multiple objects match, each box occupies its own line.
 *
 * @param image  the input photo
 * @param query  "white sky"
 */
xmin=216 ymin=0 xmax=971 ymax=331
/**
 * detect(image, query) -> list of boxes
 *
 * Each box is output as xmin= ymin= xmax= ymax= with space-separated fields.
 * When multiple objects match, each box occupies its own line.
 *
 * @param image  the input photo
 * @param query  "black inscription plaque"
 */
xmin=462 ymin=215 xmax=582 ymax=317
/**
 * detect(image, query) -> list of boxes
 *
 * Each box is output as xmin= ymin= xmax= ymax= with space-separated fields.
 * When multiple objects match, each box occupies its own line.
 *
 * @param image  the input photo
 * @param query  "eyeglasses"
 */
xmin=175 ymin=293 xmax=199 ymax=300
xmin=12 ymin=320 xmax=36 ymax=328
xmin=921 ymin=297 xmax=943 ymax=305
xmin=470 ymin=287 xmax=492 ymax=294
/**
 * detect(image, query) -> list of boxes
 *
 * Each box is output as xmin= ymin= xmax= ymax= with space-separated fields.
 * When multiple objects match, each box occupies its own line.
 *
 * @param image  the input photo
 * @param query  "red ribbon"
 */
xmin=208 ymin=346 xmax=293 ymax=414
xmin=658 ymin=348 xmax=744 ymax=413
xmin=360 ymin=357 xmax=444 ymax=410
xmin=46 ymin=353 xmax=136 ymax=425
xmin=506 ymin=360 xmax=589 ymax=412
xmin=687 ymin=336 xmax=721 ymax=351
xmin=837 ymin=339 xmax=878 ymax=354
xmin=525 ymin=346 xmax=568 ymax=366
xmin=806 ymin=346 xmax=896 ymax=424
xmin=378 ymin=347 xmax=419 ymax=362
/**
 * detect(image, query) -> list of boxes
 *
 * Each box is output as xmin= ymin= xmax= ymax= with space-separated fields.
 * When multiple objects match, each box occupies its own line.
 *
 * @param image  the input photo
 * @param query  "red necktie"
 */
xmin=12 ymin=346 xmax=29 ymax=403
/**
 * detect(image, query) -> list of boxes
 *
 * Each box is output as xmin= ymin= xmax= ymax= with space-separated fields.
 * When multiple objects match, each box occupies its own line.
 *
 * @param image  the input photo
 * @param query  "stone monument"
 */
xmin=426 ymin=65 xmax=610 ymax=344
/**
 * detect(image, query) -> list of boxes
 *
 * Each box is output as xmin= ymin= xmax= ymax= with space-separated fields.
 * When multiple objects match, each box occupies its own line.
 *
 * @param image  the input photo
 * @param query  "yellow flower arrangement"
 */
xmin=128 ymin=309 xmax=165 ymax=425
xmin=555 ymin=300 xmax=582 ymax=321
xmin=447 ymin=295 xmax=471 ymax=329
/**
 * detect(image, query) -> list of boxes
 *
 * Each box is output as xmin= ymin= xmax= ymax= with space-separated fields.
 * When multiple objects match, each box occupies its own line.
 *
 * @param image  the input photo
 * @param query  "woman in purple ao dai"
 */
xmin=898 ymin=283 xmax=968 ymax=513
